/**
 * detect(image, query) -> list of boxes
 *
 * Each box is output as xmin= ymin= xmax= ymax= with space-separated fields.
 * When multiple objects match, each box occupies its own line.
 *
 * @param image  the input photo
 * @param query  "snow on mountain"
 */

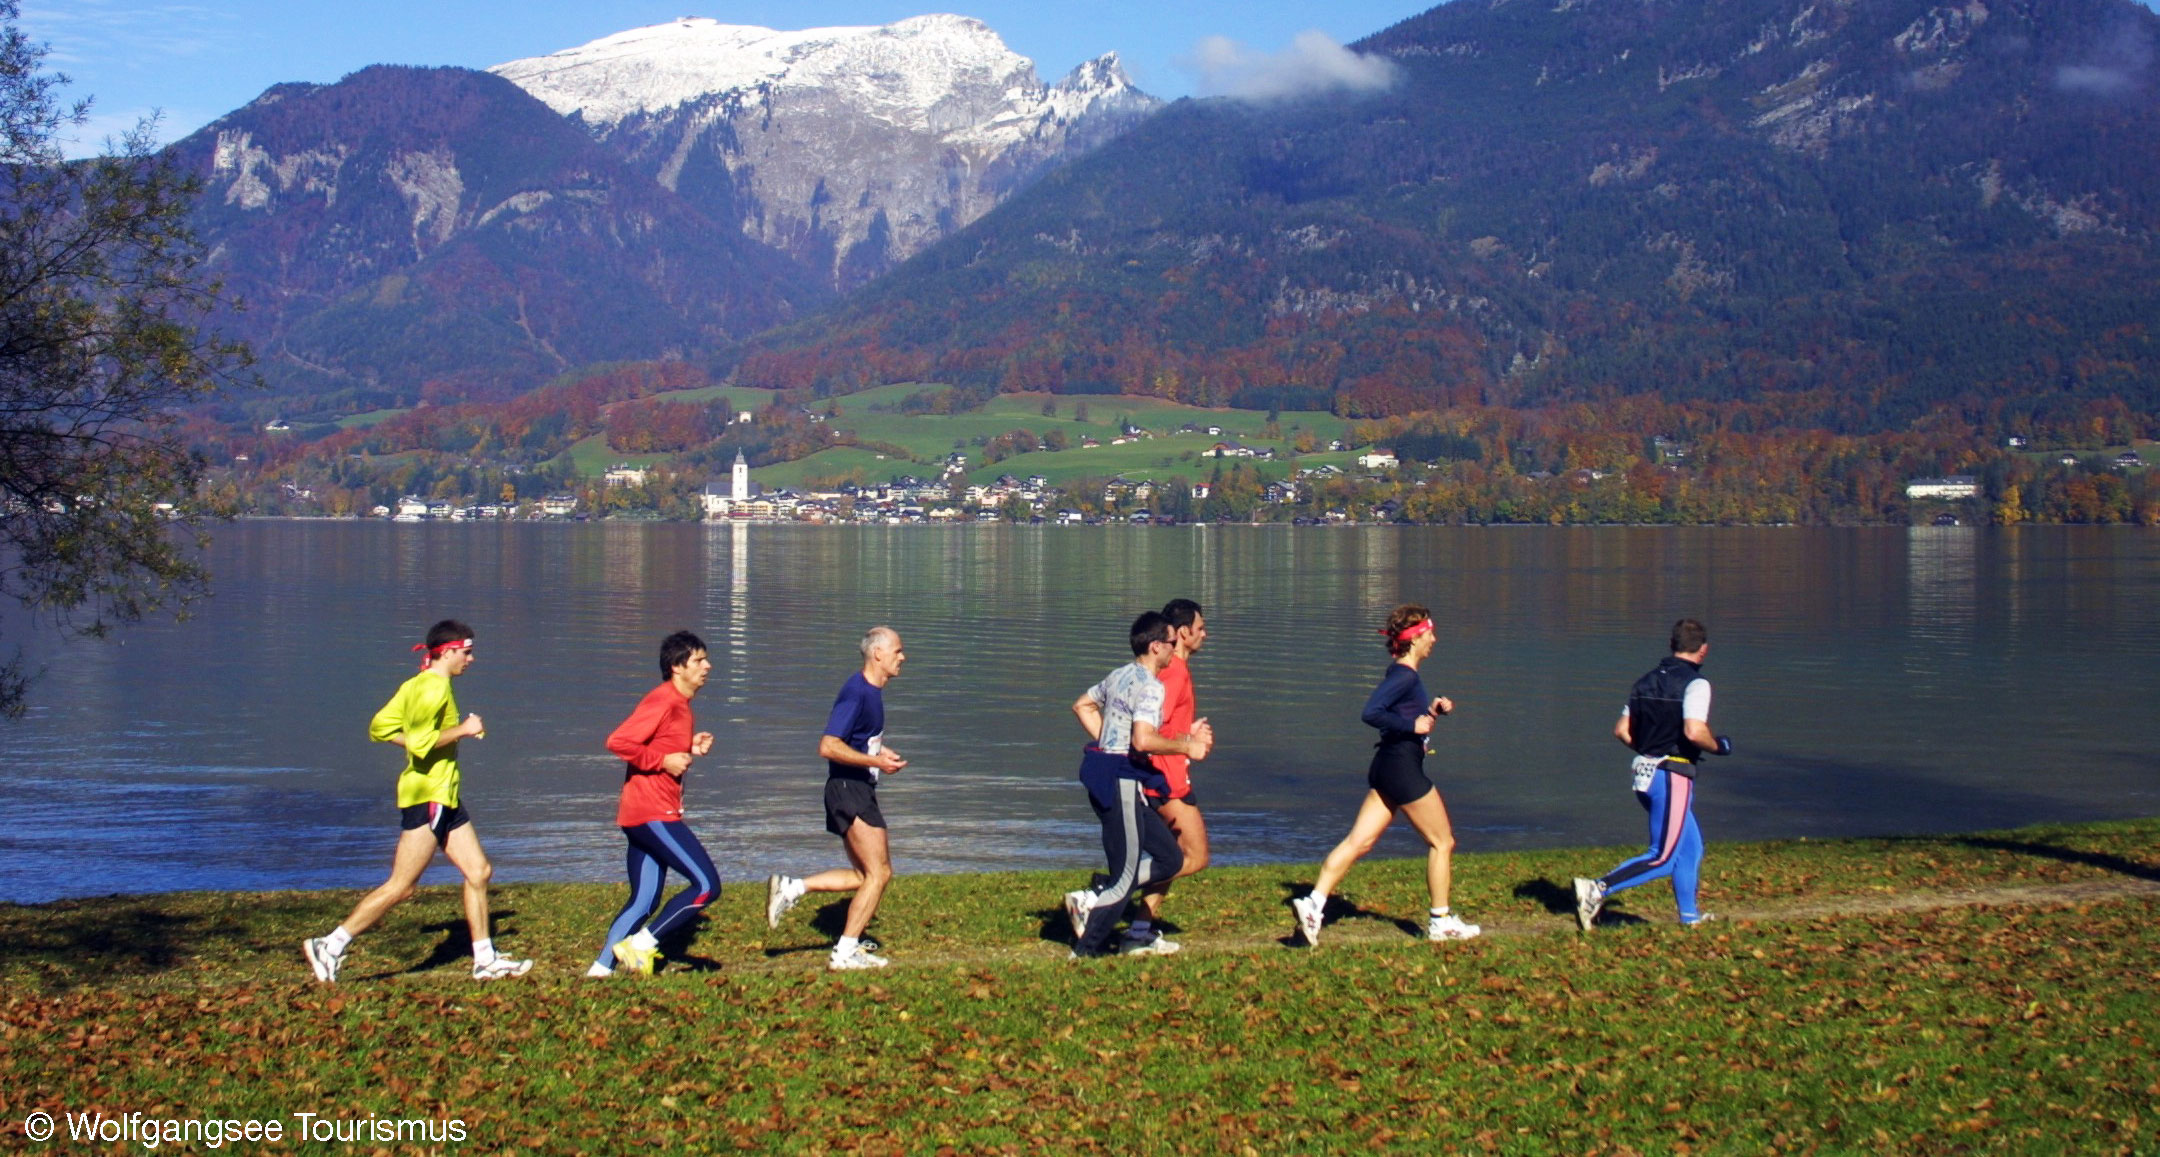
xmin=491 ymin=14 xmax=1159 ymax=287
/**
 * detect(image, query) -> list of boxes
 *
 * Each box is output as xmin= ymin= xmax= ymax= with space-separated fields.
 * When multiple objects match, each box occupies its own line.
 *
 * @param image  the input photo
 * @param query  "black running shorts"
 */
xmin=824 ymin=777 xmax=887 ymax=836
xmin=399 ymin=801 xmax=471 ymax=846
xmin=1366 ymin=740 xmax=1436 ymax=809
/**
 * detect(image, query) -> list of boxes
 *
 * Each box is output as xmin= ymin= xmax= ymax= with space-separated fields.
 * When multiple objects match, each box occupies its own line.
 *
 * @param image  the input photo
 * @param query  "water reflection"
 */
xmin=0 ymin=524 xmax=2155 ymax=901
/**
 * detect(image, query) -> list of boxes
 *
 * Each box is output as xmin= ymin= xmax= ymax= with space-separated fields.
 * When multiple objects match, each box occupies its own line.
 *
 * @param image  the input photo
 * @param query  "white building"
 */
xmin=1905 ymin=476 xmax=1979 ymax=500
xmin=604 ymin=464 xmax=650 ymax=487
xmin=702 ymin=451 xmax=758 ymax=518
xmin=1358 ymin=449 xmax=1400 ymax=470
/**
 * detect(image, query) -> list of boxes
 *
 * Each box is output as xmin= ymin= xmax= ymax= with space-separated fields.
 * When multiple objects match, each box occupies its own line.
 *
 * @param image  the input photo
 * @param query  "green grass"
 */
xmin=5 ymin=819 xmax=2157 ymax=1154
xmin=644 ymin=385 xmax=779 ymax=410
xmin=749 ymin=446 xmax=911 ymax=490
xmin=335 ymin=407 xmax=408 ymax=430
xmin=562 ymin=434 xmax=671 ymax=479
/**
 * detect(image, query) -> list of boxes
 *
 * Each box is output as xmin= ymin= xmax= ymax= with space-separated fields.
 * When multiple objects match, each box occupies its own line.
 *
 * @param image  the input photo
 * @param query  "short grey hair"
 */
xmin=860 ymin=625 xmax=898 ymax=659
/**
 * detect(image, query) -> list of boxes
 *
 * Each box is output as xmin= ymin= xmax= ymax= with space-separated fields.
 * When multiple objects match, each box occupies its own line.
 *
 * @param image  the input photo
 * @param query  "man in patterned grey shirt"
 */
xmin=1066 ymin=611 xmax=1213 ymax=958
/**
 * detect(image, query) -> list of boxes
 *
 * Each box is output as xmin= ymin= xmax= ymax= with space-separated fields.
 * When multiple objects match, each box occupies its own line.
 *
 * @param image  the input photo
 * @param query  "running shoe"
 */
xmin=1063 ymin=889 xmax=1093 ymax=939
xmin=1680 ymin=912 xmax=1719 ymax=927
xmin=1573 ymin=877 xmax=1607 ymax=932
xmin=302 ymin=937 xmax=342 ymax=983
xmin=472 ymin=955 xmax=533 ymax=980
xmin=1427 ymin=913 xmax=1482 ymax=941
xmin=611 ymin=937 xmax=659 ymax=975
xmin=766 ymin=874 xmax=805 ymax=929
xmin=829 ymin=944 xmax=889 ymax=971
xmin=1292 ymin=892 xmax=1325 ymax=946
xmin=583 ymin=962 xmax=614 ymax=978
xmin=1120 ymin=932 xmax=1182 ymax=956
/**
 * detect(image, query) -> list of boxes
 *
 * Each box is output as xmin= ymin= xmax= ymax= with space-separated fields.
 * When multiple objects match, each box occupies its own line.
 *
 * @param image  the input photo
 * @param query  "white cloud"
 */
xmin=2055 ymin=18 xmax=2151 ymax=96
xmin=1183 ymin=30 xmax=1400 ymax=103
xmin=18 ymin=1 xmax=238 ymax=69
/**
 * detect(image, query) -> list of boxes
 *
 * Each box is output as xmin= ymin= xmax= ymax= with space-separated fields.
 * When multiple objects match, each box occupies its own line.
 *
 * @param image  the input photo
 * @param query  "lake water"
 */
xmin=0 ymin=522 xmax=2155 ymax=903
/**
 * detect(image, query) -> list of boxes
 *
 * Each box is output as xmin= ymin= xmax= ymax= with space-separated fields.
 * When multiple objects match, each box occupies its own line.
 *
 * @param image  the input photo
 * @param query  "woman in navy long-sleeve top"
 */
xmin=1290 ymin=604 xmax=1481 ymax=947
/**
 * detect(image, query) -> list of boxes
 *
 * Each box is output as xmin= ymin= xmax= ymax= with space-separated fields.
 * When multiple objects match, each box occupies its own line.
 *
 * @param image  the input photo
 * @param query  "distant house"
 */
xmin=263 ymin=419 xmax=291 ymax=432
xmin=539 ymin=494 xmax=579 ymax=517
xmin=1357 ymin=449 xmax=1400 ymax=470
xmin=394 ymin=497 xmax=428 ymax=521
xmin=1211 ymin=441 xmax=1258 ymax=458
xmin=2060 ymin=454 xmax=2081 ymax=466
xmin=1905 ymin=476 xmax=1978 ymax=500
xmin=604 ymin=464 xmax=650 ymax=487
xmin=2116 ymin=451 xmax=2145 ymax=469
xmin=2005 ymin=436 xmax=2027 ymax=448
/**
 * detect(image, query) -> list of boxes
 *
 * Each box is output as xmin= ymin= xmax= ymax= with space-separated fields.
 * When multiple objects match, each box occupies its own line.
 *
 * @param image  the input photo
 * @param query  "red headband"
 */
xmin=1384 ymin=619 xmax=1433 ymax=643
xmin=413 ymin=638 xmax=474 ymax=667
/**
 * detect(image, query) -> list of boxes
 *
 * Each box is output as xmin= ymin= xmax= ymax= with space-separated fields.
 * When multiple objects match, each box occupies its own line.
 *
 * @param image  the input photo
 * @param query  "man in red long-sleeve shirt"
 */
xmin=589 ymin=630 xmax=719 ymax=977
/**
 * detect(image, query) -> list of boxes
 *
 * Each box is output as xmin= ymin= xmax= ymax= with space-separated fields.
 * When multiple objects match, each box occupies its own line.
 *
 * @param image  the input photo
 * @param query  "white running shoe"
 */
xmin=766 ymin=874 xmax=805 ymax=929
xmin=584 ymin=962 xmax=613 ymax=978
xmin=828 ymin=944 xmax=889 ymax=971
xmin=1427 ymin=913 xmax=1482 ymax=941
xmin=472 ymin=955 xmax=533 ymax=980
xmin=1063 ymin=889 xmax=1093 ymax=939
xmin=1573 ymin=877 xmax=1607 ymax=932
xmin=302 ymin=937 xmax=342 ymax=983
xmin=1680 ymin=912 xmax=1718 ymax=927
xmin=1292 ymin=893 xmax=1325 ymax=946
xmin=1120 ymin=932 xmax=1182 ymax=956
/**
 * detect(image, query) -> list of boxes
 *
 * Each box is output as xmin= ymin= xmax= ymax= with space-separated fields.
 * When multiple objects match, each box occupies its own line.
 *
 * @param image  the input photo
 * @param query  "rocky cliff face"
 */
xmin=173 ymin=66 xmax=824 ymax=400
xmin=491 ymin=15 xmax=1160 ymax=289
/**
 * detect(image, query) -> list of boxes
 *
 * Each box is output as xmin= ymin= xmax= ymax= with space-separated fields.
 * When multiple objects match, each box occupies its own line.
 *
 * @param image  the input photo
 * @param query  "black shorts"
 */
xmin=1366 ymin=741 xmax=1435 ymax=809
xmin=824 ymin=777 xmax=887 ymax=836
xmin=1157 ymin=790 xmax=1202 ymax=813
xmin=399 ymin=801 xmax=471 ymax=846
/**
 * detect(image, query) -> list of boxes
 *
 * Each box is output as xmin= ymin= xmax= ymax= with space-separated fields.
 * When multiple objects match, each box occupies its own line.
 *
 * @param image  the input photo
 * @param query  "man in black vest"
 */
xmin=1574 ymin=618 xmax=1733 ymax=931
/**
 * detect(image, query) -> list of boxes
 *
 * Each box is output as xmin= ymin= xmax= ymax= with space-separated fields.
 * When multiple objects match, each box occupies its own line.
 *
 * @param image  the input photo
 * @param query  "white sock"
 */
xmin=325 ymin=927 xmax=353 ymax=955
xmin=472 ymin=937 xmax=495 ymax=963
xmin=631 ymin=929 xmax=659 ymax=952
xmin=1431 ymin=907 xmax=1450 ymax=919
xmin=834 ymin=936 xmax=858 ymax=956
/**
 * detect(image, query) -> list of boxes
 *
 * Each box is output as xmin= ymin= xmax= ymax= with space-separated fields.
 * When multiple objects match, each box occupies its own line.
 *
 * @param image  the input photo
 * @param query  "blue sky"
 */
xmin=17 ymin=1 xmax=1445 ymax=155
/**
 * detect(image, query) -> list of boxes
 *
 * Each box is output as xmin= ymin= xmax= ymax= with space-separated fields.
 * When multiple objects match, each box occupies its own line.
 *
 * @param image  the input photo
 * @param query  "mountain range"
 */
xmin=174 ymin=1 xmax=2160 ymax=435
xmin=174 ymin=16 xmax=1157 ymax=406
xmin=739 ymin=0 xmax=2160 ymax=433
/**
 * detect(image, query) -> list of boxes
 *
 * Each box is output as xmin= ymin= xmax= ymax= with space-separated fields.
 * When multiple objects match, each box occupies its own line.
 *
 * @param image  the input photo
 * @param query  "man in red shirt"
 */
xmin=590 ymin=631 xmax=719 ymax=976
xmin=1131 ymin=598 xmax=1212 ymax=953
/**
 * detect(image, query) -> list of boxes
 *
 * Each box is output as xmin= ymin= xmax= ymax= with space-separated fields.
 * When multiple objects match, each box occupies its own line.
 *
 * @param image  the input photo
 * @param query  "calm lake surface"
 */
xmin=1 ymin=523 xmax=2155 ymax=903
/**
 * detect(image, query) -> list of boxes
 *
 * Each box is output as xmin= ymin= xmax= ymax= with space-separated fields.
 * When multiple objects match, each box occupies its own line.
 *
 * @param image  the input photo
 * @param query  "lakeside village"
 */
xmin=349 ymin=444 xmax=2152 ymax=527
xmin=371 ymin=445 xmax=1364 ymax=526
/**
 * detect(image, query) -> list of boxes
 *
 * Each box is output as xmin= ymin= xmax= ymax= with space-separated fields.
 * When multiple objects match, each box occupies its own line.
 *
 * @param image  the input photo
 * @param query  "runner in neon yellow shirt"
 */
xmin=372 ymin=656 xmax=466 ymax=809
xmin=303 ymin=620 xmax=531 ymax=982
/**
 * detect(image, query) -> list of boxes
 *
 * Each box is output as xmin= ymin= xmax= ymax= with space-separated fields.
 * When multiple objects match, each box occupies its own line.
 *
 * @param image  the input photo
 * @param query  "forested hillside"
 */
xmin=739 ymin=0 xmax=2160 ymax=442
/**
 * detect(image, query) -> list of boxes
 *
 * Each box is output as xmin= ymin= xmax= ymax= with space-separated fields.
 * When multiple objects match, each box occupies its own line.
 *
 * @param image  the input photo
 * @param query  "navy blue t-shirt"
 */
xmin=823 ymin=672 xmax=886 ymax=782
xmin=1361 ymin=663 xmax=1430 ymax=741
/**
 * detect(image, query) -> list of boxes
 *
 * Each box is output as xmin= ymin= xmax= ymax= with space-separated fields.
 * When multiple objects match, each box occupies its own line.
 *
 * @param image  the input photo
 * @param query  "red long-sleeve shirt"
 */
xmin=1149 ymin=655 xmax=1196 ymax=799
xmin=607 ymin=682 xmax=695 ymax=826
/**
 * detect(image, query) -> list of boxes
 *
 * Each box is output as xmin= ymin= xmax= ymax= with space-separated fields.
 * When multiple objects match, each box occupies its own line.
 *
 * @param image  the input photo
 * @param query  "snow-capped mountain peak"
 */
xmin=493 ymin=14 xmax=1086 ymax=136
xmin=489 ymin=14 xmax=1160 ymax=288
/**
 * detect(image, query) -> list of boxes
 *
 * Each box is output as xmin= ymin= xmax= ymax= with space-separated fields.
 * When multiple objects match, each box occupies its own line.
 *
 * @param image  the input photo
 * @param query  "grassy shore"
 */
xmin=6 ymin=819 xmax=2157 ymax=1154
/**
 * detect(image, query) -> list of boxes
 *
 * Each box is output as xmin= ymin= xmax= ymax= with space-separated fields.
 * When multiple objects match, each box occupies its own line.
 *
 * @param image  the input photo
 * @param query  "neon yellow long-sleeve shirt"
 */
xmin=370 ymin=669 xmax=462 ymax=808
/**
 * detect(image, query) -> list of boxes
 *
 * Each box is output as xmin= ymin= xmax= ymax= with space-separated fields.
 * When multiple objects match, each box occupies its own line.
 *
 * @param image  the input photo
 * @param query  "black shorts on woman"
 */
xmin=1367 ymin=737 xmax=1436 ymax=808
